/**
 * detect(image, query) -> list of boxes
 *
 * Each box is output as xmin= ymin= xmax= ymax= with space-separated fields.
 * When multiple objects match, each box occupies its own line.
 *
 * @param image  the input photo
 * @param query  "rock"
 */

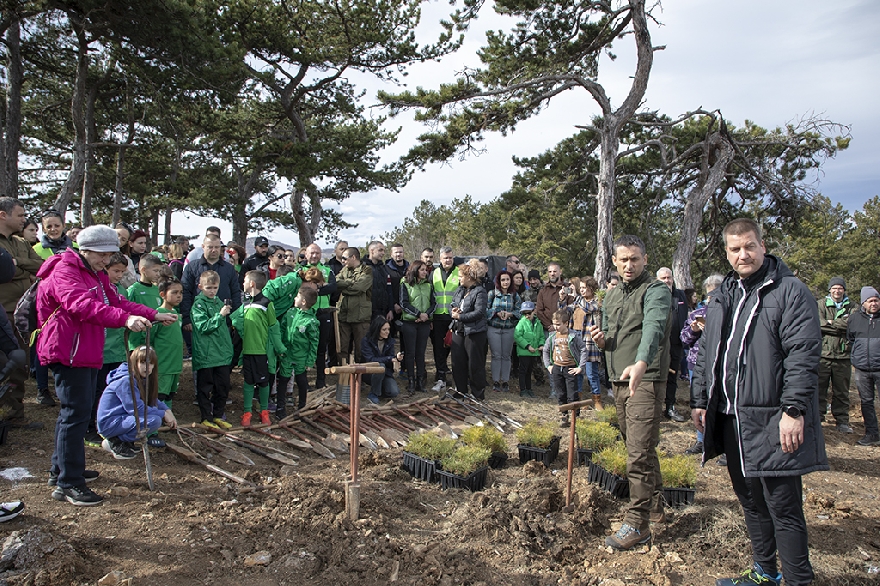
xmin=220 ymin=549 xmax=234 ymax=562
xmin=664 ymin=551 xmax=683 ymax=563
xmin=97 ymin=570 xmax=127 ymax=586
xmin=280 ymin=465 xmax=297 ymax=476
xmin=108 ymin=486 xmax=130 ymax=497
xmin=244 ymin=551 xmax=272 ymax=566
xmin=0 ymin=532 xmax=24 ymax=571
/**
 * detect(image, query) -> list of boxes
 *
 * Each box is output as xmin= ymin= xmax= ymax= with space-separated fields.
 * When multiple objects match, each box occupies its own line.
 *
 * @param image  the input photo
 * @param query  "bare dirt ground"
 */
xmin=1 ymin=362 xmax=879 ymax=586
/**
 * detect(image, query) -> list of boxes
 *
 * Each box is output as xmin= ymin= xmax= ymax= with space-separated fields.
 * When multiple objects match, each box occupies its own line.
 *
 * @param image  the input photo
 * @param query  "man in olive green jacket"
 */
xmin=590 ymin=234 xmax=672 ymax=551
xmin=336 ymin=247 xmax=372 ymax=364
xmin=818 ymin=277 xmax=855 ymax=433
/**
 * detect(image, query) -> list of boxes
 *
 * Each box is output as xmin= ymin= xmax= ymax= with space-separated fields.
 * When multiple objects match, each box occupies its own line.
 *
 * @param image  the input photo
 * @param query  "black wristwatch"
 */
xmin=782 ymin=405 xmax=803 ymax=418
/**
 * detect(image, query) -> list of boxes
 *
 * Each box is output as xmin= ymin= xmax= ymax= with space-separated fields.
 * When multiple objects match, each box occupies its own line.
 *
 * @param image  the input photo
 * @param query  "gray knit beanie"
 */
xmin=77 ymin=225 xmax=121 ymax=253
xmin=861 ymin=286 xmax=880 ymax=303
xmin=828 ymin=277 xmax=846 ymax=291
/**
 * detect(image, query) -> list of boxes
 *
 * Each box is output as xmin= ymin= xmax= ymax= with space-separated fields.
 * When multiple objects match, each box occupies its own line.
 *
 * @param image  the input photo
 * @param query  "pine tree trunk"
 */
xmin=2 ymin=20 xmax=22 ymax=199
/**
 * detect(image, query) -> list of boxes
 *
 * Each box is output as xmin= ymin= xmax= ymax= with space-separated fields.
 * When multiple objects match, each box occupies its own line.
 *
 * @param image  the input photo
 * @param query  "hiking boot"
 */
xmin=836 ymin=423 xmax=854 ymax=434
xmin=102 ymin=438 xmax=137 ymax=460
xmin=275 ymin=408 xmax=287 ymax=420
xmin=501 ymin=381 xmax=510 ymax=393
xmin=856 ymin=433 xmax=880 ymax=446
xmin=259 ymin=410 xmax=271 ymax=425
xmin=0 ymin=501 xmax=24 ymax=522
xmin=83 ymin=431 xmax=103 ymax=448
xmin=664 ymin=406 xmax=686 ymax=422
xmin=715 ymin=563 xmax=781 ymax=585
xmin=407 ymin=378 xmax=416 ymax=397
xmin=48 ymin=469 xmax=99 ymax=487
xmin=684 ymin=441 xmax=704 ymax=455
xmin=212 ymin=417 xmax=232 ymax=429
xmin=592 ymin=394 xmax=604 ymax=411
xmin=241 ymin=412 xmax=252 ymax=427
xmin=36 ymin=388 xmax=56 ymax=406
xmin=201 ymin=419 xmax=220 ymax=430
xmin=492 ymin=381 xmax=501 ymax=392
xmin=605 ymin=523 xmax=651 ymax=550
xmin=51 ymin=485 xmax=103 ymax=506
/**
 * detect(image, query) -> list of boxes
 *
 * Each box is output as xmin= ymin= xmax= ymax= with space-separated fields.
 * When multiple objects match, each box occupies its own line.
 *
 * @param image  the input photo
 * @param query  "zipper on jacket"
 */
xmin=69 ymin=333 xmax=80 ymax=366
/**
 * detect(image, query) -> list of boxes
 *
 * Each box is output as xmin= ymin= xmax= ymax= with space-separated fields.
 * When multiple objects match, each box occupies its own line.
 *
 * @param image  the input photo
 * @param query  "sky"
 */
xmin=172 ymin=0 xmax=880 ymax=250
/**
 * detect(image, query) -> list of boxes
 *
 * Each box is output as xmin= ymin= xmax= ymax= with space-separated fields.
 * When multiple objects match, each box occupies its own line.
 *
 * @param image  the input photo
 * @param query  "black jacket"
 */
xmin=361 ymin=335 xmax=396 ymax=377
xmin=847 ymin=307 xmax=880 ymax=372
xmin=180 ymin=257 xmax=242 ymax=326
xmin=669 ymin=287 xmax=688 ymax=348
xmin=239 ymin=252 xmax=269 ymax=285
xmin=691 ymin=255 xmax=827 ymax=477
xmin=364 ymin=258 xmax=393 ymax=317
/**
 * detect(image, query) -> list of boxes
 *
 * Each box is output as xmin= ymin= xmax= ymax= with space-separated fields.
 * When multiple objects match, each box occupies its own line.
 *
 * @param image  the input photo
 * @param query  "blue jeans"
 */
xmin=368 ymin=373 xmax=400 ymax=402
xmin=583 ymin=361 xmax=601 ymax=395
xmin=689 ymin=368 xmax=704 ymax=443
xmin=50 ymin=364 xmax=98 ymax=489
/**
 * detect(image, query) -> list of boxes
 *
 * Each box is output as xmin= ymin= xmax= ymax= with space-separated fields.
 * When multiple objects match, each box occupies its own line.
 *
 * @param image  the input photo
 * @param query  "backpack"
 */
xmin=13 ymin=279 xmax=40 ymax=338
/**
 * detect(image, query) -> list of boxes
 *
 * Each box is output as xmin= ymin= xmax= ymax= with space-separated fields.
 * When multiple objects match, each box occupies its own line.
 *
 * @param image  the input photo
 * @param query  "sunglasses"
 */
xmin=274 ymin=254 xmax=285 ymax=259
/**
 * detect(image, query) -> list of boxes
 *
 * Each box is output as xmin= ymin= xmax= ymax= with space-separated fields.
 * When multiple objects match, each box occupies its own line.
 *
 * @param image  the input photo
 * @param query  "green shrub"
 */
xmin=595 ymin=406 xmax=618 ymax=425
xmin=460 ymin=425 xmax=507 ymax=454
xmin=441 ymin=445 xmax=491 ymax=477
xmin=575 ymin=421 xmax=619 ymax=451
xmin=515 ymin=419 xmax=557 ymax=448
xmin=406 ymin=431 xmax=456 ymax=461
xmin=592 ymin=442 xmax=628 ymax=476
xmin=659 ymin=453 xmax=697 ymax=488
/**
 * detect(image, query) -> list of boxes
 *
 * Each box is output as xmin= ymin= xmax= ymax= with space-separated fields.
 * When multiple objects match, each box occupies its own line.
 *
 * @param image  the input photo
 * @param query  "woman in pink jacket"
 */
xmin=36 ymin=225 xmax=177 ymax=506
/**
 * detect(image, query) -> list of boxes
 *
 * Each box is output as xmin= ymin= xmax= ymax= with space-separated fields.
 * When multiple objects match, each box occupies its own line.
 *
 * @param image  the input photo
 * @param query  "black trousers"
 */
xmin=431 ymin=316 xmax=452 ymax=381
xmin=451 ymin=331 xmax=487 ymax=399
xmin=665 ymin=342 xmax=683 ymax=408
xmin=315 ymin=309 xmax=333 ymax=385
xmin=518 ymin=355 xmax=536 ymax=391
xmin=196 ymin=365 xmax=231 ymax=421
xmin=400 ymin=320 xmax=430 ymax=381
xmin=720 ymin=414 xmax=814 ymax=585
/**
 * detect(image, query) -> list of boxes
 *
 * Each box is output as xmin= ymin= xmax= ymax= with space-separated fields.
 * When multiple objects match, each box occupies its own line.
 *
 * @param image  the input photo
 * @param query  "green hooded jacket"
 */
xmin=818 ymin=296 xmax=853 ymax=360
xmin=190 ymin=293 xmax=234 ymax=371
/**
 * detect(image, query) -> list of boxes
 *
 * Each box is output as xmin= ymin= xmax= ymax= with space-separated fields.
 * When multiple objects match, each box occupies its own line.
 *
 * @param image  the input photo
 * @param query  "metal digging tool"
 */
xmin=124 ymin=328 xmax=155 ymax=491
xmin=559 ymin=398 xmax=594 ymax=509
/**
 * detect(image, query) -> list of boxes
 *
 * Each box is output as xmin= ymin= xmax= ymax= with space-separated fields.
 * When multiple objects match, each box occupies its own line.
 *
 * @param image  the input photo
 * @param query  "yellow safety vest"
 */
xmin=432 ymin=266 xmax=459 ymax=315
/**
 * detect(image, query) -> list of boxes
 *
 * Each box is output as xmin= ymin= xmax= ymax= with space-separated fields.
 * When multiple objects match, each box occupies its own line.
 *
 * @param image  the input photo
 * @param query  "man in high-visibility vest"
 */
xmin=430 ymin=246 xmax=459 ymax=391
xmin=303 ymin=243 xmax=337 ymax=389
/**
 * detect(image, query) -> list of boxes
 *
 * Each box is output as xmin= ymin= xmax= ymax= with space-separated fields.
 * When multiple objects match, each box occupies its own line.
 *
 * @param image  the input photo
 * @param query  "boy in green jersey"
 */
xmin=191 ymin=271 xmax=234 ymax=429
xmin=279 ymin=285 xmax=320 ymax=417
xmin=127 ymin=254 xmax=165 ymax=310
xmin=232 ymin=271 xmax=285 ymax=426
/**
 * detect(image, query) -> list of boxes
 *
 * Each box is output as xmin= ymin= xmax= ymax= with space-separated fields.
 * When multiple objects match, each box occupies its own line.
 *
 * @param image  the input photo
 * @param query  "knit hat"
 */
xmin=521 ymin=301 xmax=536 ymax=312
xmin=527 ymin=269 xmax=541 ymax=280
xmin=76 ymin=225 xmax=121 ymax=253
xmin=829 ymin=277 xmax=846 ymax=291
xmin=861 ymin=286 xmax=880 ymax=302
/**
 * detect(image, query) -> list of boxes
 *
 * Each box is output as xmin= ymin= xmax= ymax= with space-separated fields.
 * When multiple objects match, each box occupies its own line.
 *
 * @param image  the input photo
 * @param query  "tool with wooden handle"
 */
xmin=559 ymin=399 xmax=594 ymax=508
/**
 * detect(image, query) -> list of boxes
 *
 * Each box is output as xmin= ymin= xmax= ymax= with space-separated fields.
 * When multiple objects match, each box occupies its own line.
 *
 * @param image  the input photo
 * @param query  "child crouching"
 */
xmin=97 ymin=346 xmax=178 ymax=460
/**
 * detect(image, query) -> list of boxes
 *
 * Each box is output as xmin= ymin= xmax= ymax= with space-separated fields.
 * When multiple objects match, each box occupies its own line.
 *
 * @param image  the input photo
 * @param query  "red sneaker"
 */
xmin=259 ymin=410 xmax=271 ymax=425
xmin=240 ymin=412 xmax=252 ymax=427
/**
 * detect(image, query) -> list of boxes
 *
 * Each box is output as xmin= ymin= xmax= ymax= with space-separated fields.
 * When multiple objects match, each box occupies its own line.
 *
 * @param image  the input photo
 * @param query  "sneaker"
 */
xmin=856 ymin=433 xmax=880 ymax=446
xmin=664 ymin=406 xmax=687 ymax=422
xmin=431 ymin=380 xmax=446 ymax=392
xmin=267 ymin=401 xmax=276 ymax=411
xmin=684 ymin=441 xmax=704 ymax=455
xmin=0 ymin=501 xmax=24 ymax=522
xmin=492 ymin=381 xmax=501 ymax=392
xmin=147 ymin=436 xmax=165 ymax=448
xmin=201 ymin=419 xmax=220 ymax=430
xmin=102 ymin=438 xmax=137 ymax=460
xmin=367 ymin=394 xmax=380 ymax=405
xmin=524 ymin=389 xmax=535 ymax=398
xmin=212 ymin=418 xmax=233 ymax=429
xmin=241 ymin=412 xmax=252 ymax=427
xmin=51 ymin=485 xmax=103 ymax=506
xmin=836 ymin=423 xmax=854 ymax=434
xmin=717 ymin=454 xmax=728 ymax=466
xmin=501 ymin=381 xmax=510 ymax=393
xmin=275 ymin=408 xmax=287 ymax=420
xmin=549 ymin=390 xmax=558 ymax=399
xmin=36 ymin=388 xmax=56 ymax=406
xmin=605 ymin=523 xmax=651 ymax=550
xmin=84 ymin=431 xmax=103 ymax=448
xmin=259 ymin=410 xmax=271 ymax=425
xmin=715 ymin=563 xmax=781 ymax=585
xmin=48 ymin=469 xmax=99 ymax=487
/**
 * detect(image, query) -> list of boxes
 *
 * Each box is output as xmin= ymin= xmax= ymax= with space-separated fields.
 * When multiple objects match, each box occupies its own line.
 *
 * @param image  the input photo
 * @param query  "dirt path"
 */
xmin=1 ymin=365 xmax=878 ymax=585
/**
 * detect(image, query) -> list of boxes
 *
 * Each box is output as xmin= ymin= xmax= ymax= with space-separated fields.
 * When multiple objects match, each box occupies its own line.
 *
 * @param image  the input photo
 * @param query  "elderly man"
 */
xmin=589 ymin=235 xmax=671 ymax=551
xmin=817 ymin=277 xmax=855 ymax=433
xmin=656 ymin=267 xmax=688 ymax=423
xmin=505 ymin=254 xmax=523 ymax=274
xmin=691 ymin=218 xmax=826 ymax=586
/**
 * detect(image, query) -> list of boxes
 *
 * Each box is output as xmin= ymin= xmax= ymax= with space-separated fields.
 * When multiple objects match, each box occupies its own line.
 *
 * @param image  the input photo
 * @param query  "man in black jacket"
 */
xmin=365 ymin=241 xmax=393 ymax=321
xmin=847 ymin=286 xmax=880 ymax=447
xmin=239 ymin=236 xmax=270 ymax=285
xmin=657 ymin=267 xmax=688 ymax=422
xmin=691 ymin=218 xmax=826 ymax=586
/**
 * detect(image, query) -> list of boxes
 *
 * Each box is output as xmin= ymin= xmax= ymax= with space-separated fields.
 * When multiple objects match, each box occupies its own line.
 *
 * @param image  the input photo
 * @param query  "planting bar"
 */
xmin=166 ymin=443 xmax=254 ymax=486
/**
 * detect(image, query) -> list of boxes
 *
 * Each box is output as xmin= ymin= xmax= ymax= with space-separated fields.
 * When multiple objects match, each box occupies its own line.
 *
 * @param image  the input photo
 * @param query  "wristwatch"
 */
xmin=782 ymin=405 xmax=803 ymax=418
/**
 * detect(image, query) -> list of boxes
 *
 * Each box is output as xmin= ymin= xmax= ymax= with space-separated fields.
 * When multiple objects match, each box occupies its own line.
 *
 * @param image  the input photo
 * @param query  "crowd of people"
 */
xmin=0 ymin=200 xmax=877 ymax=586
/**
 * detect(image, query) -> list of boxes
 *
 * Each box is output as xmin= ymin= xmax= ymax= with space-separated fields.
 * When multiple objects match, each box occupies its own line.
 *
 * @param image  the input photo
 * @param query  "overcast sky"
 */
xmin=174 ymin=0 xmax=880 ymax=250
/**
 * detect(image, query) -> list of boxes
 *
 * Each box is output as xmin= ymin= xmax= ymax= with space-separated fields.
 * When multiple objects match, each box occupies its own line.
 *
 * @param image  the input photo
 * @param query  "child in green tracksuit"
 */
xmin=278 ymin=286 xmax=320 ymax=417
xmin=514 ymin=301 xmax=545 ymax=398
xmin=128 ymin=274 xmax=183 ymax=447
xmin=232 ymin=271 xmax=285 ymax=427
xmin=126 ymin=254 xmax=166 ymax=309
xmin=190 ymin=270 xmax=234 ymax=430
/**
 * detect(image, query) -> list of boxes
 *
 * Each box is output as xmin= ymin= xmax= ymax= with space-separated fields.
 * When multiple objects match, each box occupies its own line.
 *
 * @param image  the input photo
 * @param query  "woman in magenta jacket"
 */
xmin=36 ymin=225 xmax=177 ymax=506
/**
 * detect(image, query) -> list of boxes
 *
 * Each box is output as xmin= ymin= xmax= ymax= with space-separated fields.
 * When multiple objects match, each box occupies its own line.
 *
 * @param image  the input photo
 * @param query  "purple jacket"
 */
xmin=36 ymin=249 xmax=156 ymax=368
xmin=680 ymin=305 xmax=707 ymax=370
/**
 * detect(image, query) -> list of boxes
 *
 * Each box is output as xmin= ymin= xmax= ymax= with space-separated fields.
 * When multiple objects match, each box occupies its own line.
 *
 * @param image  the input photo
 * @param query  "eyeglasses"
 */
xmin=510 ymin=259 xmax=520 ymax=264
